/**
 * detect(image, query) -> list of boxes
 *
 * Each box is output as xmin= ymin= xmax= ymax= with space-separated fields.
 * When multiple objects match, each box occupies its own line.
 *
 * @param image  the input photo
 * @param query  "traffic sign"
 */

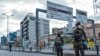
xmin=76 ymin=9 xmax=87 ymax=24
xmin=47 ymin=1 xmax=73 ymax=21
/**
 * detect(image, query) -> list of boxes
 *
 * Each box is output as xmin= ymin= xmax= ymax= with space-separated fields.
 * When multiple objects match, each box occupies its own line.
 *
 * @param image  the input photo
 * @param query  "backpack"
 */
xmin=74 ymin=28 xmax=83 ymax=42
xmin=55 ymin=37 xmax=62 ymax=44
xmin=54 ymin=36 xmax=64 ymax=47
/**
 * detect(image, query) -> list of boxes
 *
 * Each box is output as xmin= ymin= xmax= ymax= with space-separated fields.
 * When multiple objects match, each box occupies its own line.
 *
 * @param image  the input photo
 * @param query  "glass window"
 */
xmin=98 ymin=33 xmax=100 ymax=37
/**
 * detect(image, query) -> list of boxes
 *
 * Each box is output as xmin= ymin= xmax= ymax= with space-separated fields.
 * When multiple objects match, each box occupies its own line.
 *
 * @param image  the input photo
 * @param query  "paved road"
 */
xmin=0 ymin=50 xmax=54 ymax=56
xmin=0 ymin=50 xmax=97 ymax=56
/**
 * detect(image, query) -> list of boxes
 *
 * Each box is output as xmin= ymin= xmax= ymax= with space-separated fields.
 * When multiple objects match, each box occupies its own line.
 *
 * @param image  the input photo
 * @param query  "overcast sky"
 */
xmin=0 ymin=0 xmax=100 ymax=36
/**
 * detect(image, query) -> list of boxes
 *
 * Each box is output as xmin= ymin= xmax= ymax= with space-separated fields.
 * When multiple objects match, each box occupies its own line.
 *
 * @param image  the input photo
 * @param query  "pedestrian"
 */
xmin=29 ymin=41 xmax=32 ymax=52
xmin=54 ymin=33 xmax=64 ymax=56
xmin=39 ymin=41 xmax=42 ymax=51
xmin=9 ymin=43 xmax=12 ymax=52
xmin=73 ymin=22 xmax=87 ymax=56
xmin=52 ymin=44 xmax=55 ymax=53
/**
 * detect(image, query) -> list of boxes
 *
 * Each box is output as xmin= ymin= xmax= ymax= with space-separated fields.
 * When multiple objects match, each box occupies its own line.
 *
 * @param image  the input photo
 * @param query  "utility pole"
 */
xmin=2 ymin=13 xmax=13 ymax=49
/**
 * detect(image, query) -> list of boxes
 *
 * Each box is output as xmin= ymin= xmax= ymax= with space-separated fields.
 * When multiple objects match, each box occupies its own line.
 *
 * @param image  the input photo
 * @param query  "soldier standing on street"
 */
xmin=73 ymin=22 xmax=87 ymax=56
xmin=54 ymin=33 xmax=64 ymax=56
xmin=9 ymin=43 xmax=12 ymax=52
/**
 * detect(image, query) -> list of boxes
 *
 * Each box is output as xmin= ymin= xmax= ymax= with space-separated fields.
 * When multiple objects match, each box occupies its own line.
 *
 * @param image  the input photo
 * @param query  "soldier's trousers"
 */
xmin=56 ymin=47 xmax=63 ymax=56
xmin=74 ymin=42 xmax=85 ymax=56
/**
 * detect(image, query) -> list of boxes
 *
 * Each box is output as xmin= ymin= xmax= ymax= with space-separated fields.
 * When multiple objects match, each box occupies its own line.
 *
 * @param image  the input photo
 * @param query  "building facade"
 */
xmin=20 ymin=13 xmax=50 ymax=48
xmin=52 ymin=23 xmax=100 ymax=39
xmin=52 ymin=28 xmax=64 ymax=34
xmin=85 ymin=23 xmax=100 ymax=39
xmin=1 ymin=36 xmax=7 ymax=45
xmin=52 ymin=27 xmax=71 ymax=36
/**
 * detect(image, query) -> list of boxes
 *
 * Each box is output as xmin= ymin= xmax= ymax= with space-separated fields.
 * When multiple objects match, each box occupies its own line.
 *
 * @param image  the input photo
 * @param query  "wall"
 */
xmin=29 ymin=17 xmax=36 ymax=43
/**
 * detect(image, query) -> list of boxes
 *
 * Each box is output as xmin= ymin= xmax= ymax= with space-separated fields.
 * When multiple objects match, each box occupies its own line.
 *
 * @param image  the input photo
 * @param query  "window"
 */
xmin=98 ymin=33 xmax=100 ymax=37
xmin=30 ymin=16 xmax=35 ymax=21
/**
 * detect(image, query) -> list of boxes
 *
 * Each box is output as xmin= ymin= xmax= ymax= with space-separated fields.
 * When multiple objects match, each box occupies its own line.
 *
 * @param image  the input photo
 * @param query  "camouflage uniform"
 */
xmin=73 ymin=40 xmax=84 ymax=56
xmin=54 ymin=35 xmax=64 ymax=56
xmin=73 ymin=27 xmax=86 ymax=56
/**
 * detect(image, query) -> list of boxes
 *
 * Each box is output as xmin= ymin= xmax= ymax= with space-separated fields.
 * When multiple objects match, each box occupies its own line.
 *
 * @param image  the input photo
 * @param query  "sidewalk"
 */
xmin=0 ymin=46 xmax=99 ymax=56
xmin=40 ymin=48 xmax=99 ymax=55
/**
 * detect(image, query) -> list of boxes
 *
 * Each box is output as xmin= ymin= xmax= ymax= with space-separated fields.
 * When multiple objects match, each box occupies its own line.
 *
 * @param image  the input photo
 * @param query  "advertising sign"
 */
xmin=47 ymin=1 xmax=73 ymax=21
xmin=76 ymin=9 xmax=87 ymax=24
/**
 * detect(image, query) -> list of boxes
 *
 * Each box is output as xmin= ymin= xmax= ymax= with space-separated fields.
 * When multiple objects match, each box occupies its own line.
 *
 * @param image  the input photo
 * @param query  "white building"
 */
xmin=20 ymin=13 xmax=50 ymax=48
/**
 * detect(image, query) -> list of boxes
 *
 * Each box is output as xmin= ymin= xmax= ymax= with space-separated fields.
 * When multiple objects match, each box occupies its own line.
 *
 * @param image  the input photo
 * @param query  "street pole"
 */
xmin=35 ymin=9 xmax=47 ymax=52
xmin=93 ymin=0 xmax=96 ymax=14
xmin=2 ymin=14 xmax=13 ymax=50
xmin=36 ymin=9 xmax=39 ymax=52
xmin=7 ymin=16 xmax=9 ymax=50
xmin=92 ymin=20 xmax=96 ymax=46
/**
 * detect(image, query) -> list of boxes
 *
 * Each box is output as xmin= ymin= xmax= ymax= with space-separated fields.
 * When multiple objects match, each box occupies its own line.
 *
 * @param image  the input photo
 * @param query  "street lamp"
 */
xmin=2 ymin=13 xmax=13 ymax=44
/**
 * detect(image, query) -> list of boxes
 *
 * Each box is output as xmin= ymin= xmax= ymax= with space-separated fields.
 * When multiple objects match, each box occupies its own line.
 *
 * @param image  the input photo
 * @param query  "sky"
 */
xmin=0 ymin=0 xmax=100 ymax=36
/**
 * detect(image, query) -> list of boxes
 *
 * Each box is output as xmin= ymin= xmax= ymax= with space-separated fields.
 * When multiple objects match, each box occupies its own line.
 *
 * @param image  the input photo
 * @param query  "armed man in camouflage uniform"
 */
xmin=73 ymin=22 xmax=87 ymax=56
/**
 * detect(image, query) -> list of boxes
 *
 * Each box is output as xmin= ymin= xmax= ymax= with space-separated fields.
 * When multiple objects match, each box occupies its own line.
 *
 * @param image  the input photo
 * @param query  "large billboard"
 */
xmin=47 ymin=1 xmax=73 ymax=21
xmin=76 ymin=9 xmax=87 ymax=24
